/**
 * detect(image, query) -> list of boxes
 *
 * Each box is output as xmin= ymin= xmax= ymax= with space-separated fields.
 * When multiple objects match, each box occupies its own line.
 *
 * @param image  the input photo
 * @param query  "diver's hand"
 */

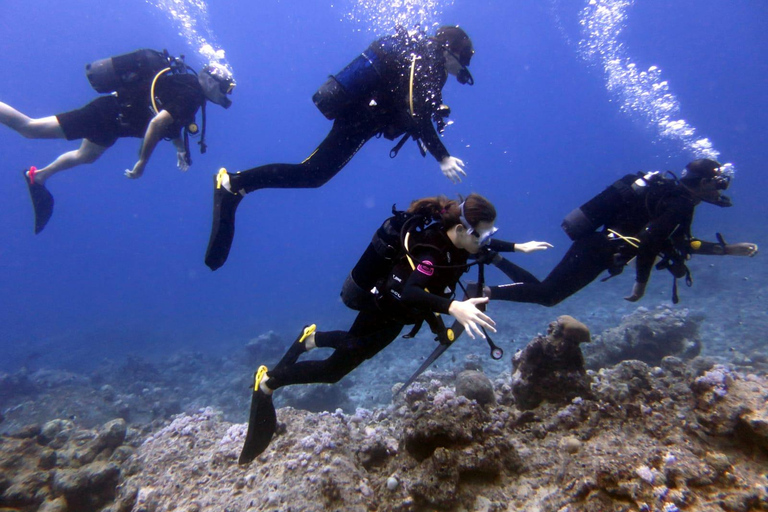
xmin=448 ymin=297 xmax=496 ymax=340
xmin=515 ymin=241 xmax=554 ymax=254
xmin=465 ymin=281 xmax=492 ymax=300
xmin=439 ymin=156 xmax=466 ymax=184
xmin=177 ymin=151 xmax=190 ymax=172
xmin=725 ymin=243 xmax=759 ymax=257
xmin=125 ymin=160 xmax=147 ymax=179
xmin=624 ymin=281 xmax=647 ymax=302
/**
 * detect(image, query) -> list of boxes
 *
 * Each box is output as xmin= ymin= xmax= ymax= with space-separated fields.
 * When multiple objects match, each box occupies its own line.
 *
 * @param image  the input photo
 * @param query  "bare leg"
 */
xmin=31 ymin=140 xmax=108 ymax=185
xmin=0 ymin=102 xmax=65 ymax=139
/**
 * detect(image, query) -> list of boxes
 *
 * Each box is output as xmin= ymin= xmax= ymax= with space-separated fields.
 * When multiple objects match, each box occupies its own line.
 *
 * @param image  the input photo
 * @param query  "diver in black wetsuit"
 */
xmin=484 ymin=159 xmax=758 ymax=306
xmin=237 ymin=193 xmax=499 ymax=464
xmin=205 ymin=26 xmax=476 ymax=270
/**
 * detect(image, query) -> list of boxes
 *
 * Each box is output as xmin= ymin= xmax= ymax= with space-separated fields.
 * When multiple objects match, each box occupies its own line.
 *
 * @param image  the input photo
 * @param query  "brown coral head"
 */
xmin=548 ymin=315 xmax=591 ymax=345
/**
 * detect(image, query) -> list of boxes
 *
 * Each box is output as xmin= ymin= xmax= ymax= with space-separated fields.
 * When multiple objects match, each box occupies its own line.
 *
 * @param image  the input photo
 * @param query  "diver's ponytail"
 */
xmin=408 ymin=195 xmax=459 ymax=226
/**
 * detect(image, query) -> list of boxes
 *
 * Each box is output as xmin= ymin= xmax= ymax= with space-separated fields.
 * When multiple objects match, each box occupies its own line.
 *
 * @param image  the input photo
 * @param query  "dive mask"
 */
xmin=448 ymin=51 xmax=474 ymax=86
xmin=709 ymin=163 xmax=734 ymax=190
xmin=460 ymin=201 xmax=498 ymax=245
xmin=693 ymin=163 xmax=734 ymax=207
xmin=202 ymin=63 xmax=236 ymax=108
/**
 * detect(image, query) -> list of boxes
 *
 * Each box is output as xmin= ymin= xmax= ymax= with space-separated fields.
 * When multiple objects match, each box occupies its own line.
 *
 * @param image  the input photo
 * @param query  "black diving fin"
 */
xmin=205 ymin=168 xmax=243 ymax=271
xmin=239 ymin=366 xmax=277 ymax=464
xmin=23 ymin=168 xmax=54 ymax=234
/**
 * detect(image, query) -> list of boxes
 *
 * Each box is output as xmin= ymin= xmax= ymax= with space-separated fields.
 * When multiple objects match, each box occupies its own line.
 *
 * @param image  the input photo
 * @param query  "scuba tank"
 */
xmin=561 ymin=171 xmax=661 ymax=241
xmin=313 ymin=48 xmax=384 ymax=120
xmin=85 ymin=49 xmax=179 ymax=94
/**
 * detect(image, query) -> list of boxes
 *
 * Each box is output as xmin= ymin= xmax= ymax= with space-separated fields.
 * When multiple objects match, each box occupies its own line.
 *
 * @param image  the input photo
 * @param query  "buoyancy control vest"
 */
xmin=340 ymin=207 xmax=460 ymax=343
xmin=561 ymin=171 xmax=672 ymax=241
xmin=341 ymin=206 xmax=431 ymax=311
xmin=312 ymin=28 xmax=450 ymax=152
xmin=85 ymin=49 xmax=207 ymax=162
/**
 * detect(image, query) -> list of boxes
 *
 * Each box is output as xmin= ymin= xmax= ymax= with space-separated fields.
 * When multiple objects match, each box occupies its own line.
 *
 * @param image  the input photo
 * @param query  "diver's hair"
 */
xmin=407 ymin=193 xmax=496 ymax=230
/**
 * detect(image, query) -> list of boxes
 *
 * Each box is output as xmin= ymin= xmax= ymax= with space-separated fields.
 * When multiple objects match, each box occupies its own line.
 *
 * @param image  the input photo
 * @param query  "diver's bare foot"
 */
xmin=26 ymin=167 xmax=47 ymax=186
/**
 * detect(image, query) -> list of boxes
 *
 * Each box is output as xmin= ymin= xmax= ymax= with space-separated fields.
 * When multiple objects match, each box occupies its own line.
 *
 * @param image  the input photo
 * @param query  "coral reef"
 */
xmin=0 ymin=418 xmax=139 ymax=511
xmin=584 ymin=305 xmax=703 ymax=369
xmin=511 ymin=315 xmax=593 ymax=410
xmin=116 ymin=351 xmax=768 ymax=512
xmin=2 ymin=312 xmax=768 ymax=511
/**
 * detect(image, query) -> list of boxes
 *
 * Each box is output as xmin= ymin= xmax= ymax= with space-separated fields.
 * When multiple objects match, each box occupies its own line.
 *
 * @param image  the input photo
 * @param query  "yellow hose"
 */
xmin=150 ymin=67 xmax=172 ymax=114
xmin=409 ymin=55 xmax=419 ymax=118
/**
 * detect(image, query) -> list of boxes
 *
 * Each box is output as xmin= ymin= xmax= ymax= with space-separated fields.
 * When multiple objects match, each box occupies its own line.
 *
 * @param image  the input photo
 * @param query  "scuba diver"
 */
xmin=479 ymin=159 xmax=759 ymax=306
xmin=205 ymin=25 xmax=476 ymax=271
xmin=0 ymin=49 xmax=235 ymax=233
xmin=238 ymin=193 xmax=503 ymax=464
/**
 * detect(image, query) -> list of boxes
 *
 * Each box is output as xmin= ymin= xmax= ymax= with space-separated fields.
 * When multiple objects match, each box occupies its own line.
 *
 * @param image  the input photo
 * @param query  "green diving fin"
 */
xmin=205 ymin=168 xmax=243 ymax=271
xmin=239 ymin=366 xmax=277 ymax=464
xmin=23 ymin=168 xmax=54 ymax=234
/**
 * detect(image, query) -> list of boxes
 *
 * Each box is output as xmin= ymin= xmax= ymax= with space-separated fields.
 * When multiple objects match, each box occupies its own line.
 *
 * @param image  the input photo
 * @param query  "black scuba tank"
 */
xmin=313 ymin=49 xmax=384 ymax=120
xmin=561 ymin=171 xmax=660 ymax=241
xmin=85 ymin=49 xmax=171 ymax=94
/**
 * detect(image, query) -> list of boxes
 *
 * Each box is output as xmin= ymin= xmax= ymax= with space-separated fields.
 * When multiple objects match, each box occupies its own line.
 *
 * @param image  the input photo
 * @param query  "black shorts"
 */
xmin=56 ymin=96 xmax=123 ymax=148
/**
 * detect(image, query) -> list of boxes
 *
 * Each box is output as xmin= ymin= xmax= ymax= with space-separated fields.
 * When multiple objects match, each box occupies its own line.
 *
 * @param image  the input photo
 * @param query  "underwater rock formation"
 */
xmin=511 ymin=315 xmax=593 ymax=410
xmin=584 ymin=304 xmax=702 ymax=369
xmin=244 ymin=330 xmax=286 ymax=366
xmin=454 ymin=370 xmax=496 ymax=406
xmin=0 ymin=418 xmax=138 ymax=512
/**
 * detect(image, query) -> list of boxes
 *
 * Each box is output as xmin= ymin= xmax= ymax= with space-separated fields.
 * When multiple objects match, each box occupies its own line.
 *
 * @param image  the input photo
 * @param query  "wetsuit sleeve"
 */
xmin=635 ymin=197 xmax=693 ymax=283
xmin=420 ymin=121 xmax=450 ymax=161
xmin=400 ymin=247 xmax=453 ymax=314
xmin=488 ymin=239 xmax=516 ymax=252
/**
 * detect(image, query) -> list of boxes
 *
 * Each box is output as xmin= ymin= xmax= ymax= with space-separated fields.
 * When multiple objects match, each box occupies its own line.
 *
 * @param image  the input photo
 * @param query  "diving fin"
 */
xmin=274 ymin=324 xmax=317 ymax=371
xmin=205 ymin=169 xmax=243 ymax=271
xmin=239 ymin=366 xmax=277 ymax=464
xmin=23 ymin=168 xmax=54 ymax=234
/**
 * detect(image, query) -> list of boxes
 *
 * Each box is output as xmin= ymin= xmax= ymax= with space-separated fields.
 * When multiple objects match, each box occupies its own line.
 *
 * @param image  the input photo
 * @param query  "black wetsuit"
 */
xmin=266 ymin=225 xmax=467 ymax=389
xmin=56 ymin=73 xmax=205 ymax=147
xmin=490 ymin=182 xmax=698 ymax=306
xmin=228 ymin=30 xmax=450 ymax=193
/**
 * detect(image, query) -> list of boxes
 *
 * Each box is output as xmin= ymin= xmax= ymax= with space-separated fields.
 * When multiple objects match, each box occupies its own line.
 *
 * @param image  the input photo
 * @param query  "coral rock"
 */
xmin=455 ymin=370 xmax=496 ymax=406
xmin=585 ymin=305 xmax=701 ymax=369
xmin=511 ymin=315 xmax=593 ymax=410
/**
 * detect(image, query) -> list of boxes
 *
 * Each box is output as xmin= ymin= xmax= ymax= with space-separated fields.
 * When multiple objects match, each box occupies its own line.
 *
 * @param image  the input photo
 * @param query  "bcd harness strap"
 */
xmin=400 ymin=231 xmax=454 ymax=345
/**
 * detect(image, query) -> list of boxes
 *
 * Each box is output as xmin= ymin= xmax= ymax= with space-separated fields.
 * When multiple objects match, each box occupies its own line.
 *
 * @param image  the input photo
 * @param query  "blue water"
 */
xmin=1 ymin=0 xmax=766 ymax=373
